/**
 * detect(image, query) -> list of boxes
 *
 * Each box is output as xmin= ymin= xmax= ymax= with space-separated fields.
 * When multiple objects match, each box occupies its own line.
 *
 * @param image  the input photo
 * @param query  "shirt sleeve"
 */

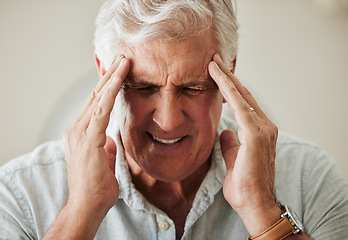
xmin=303 ymin=150 xmax=348 ymax=239
xmin=0 ymin=172 xmax=36 ymax=239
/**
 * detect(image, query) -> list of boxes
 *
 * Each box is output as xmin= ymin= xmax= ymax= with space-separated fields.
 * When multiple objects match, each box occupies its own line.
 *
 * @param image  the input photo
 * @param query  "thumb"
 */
xmin=104 ymin=136 xmax=117 ymax=172
xmin=220 ymin=129 xmax=239 ymax=170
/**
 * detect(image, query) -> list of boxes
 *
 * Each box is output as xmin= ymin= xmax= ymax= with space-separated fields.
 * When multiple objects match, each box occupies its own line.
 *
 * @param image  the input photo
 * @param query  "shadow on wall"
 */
xmin=312 ymin=0 xmax=348 ymax=14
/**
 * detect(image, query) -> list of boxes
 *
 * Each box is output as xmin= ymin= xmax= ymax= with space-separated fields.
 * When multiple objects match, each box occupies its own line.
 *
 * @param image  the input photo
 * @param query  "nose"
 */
xmin=152 ymin=90 xmax=185 ymax=132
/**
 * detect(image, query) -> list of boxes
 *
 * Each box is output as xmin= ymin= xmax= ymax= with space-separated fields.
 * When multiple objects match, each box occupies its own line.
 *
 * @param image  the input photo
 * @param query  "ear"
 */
xmin=95 ymin=53 xmax=107 ymax=79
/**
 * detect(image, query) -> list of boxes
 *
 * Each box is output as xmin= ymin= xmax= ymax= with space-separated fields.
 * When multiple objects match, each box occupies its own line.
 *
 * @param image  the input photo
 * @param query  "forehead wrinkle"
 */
xmin=129 ymin=54 xmax=213 ymax=88
xmin=128 ymin=58 xmax=169 ymax=86
xmin=121 ymin=30 xmax=217 ymax=88
xmin=165 ymin=52 xmax=213 ymax=82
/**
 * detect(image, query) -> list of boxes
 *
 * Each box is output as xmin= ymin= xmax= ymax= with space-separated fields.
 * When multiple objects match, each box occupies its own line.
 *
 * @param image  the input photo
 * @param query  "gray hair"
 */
xmin=94 ymin=0 xmax=239 ymax=69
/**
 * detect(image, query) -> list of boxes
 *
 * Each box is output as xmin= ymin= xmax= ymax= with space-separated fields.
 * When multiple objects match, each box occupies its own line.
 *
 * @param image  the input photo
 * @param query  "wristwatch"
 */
xmin=281 ymin=205 xmax=304 ymax=234
xmin=248 ymin=205 xmax=304 ymax=240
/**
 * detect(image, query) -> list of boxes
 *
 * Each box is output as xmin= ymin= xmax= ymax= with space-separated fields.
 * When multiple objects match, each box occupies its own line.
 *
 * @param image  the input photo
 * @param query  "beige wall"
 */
xmin=1 ymin=1 xmax=347 ymax=179
xmin=237 ymin=0 xmax=348 ymax=179
xmin=0 ymin=0 xmax=102 ymax=161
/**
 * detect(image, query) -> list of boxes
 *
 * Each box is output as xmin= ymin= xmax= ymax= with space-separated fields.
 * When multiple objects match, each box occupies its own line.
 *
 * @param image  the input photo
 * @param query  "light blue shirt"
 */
xmin=1 ymin=111 xmax=348 ymax=239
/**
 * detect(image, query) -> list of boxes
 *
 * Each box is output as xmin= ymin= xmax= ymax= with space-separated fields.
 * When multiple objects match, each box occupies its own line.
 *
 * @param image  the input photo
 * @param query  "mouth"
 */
xmin=151 ymin=134 xmax=183 ymax=144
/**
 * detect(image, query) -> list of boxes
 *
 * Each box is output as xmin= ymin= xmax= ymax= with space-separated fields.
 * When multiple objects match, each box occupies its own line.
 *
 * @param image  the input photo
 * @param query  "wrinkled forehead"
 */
xmin=117 ymin=31 xmax=217 ymax=85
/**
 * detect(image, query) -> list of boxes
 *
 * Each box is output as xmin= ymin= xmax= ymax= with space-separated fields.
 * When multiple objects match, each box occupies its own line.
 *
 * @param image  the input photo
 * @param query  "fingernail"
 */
xmin=212 ymin=61 xmax=221 ymax=70
xmin=120 ymin=58 xmax=127 ymax=65
xmin=114 ymin=54 xmax=124 ymax=64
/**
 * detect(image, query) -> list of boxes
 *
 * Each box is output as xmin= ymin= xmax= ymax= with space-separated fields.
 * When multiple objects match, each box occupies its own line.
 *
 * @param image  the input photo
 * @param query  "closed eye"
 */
xmin=182 ymin=87 xmax=205 ymax=96
xmin=128 ymin=85 xmax=159 ymax=94
xmin=185 ymin=87 xmax=203 ymax=92
xmin=122 ymin=80 xmax=158 ymax=93
xmin=133 ymin=86 xmax=155 ymax=91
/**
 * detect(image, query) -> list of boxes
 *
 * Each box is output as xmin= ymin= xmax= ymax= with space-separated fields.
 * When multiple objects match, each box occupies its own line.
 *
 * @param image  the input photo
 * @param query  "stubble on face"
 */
xmin=114 ymin=29 xmax=224 ymax=182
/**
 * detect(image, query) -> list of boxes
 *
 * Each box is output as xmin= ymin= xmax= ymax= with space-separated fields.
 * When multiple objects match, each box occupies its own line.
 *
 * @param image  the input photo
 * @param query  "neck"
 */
xmin=126 ymin=155 xmax=211 ymax=209
xmin=126 ymin=155 xmax=211 ymax=239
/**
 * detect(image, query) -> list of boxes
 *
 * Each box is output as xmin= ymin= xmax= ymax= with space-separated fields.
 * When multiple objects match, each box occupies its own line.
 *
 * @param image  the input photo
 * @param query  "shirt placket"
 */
xmin=156 ymin=214 xmax=175 ymax=240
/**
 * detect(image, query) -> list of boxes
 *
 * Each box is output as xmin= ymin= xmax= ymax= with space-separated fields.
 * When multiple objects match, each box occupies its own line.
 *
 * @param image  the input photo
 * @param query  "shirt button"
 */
xmin=159 ymin=221 xmax=170 ymax=231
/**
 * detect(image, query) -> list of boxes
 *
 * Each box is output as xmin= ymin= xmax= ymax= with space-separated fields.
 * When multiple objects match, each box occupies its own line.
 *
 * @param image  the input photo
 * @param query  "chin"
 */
xmin=141 ymin=155 xmax=209 ymax=183
xmin=139 ymin=164 xmax=190 ymax=182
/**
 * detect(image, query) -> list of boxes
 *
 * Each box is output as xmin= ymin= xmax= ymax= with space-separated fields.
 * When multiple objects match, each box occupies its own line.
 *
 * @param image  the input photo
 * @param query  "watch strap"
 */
xmin=248 ymin=216 xmax=295 ymax=240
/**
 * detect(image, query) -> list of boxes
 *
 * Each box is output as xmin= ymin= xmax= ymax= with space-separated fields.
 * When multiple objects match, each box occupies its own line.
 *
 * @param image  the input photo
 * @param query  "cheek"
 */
xmin=115 ymin=91 xmax=153 ymax=133
xmin=184 ymin=92 xmax=223 ymax=162
xmin=115 ymin=92 xmax=150 ymax=159
xmin=186 ymin=91 xmax=223 ymax=129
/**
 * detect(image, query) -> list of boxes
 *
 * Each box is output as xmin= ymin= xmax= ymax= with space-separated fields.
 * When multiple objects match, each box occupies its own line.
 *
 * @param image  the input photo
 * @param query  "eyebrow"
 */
xmin=176 ymin=81 xmax=211 ymax=88
xmin=123 ymin=76 xmax=157 ymax=88
xmin=125 ymin=75 xmax=215 ymax=88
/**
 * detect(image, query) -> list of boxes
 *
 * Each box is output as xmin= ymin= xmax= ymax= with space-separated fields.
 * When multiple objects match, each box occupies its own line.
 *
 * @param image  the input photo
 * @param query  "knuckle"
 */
xmin=104 ymin=85 xmax=115 ymax=96
xmin=90 ymin=90 xmax=97 ymax=101
xmin=93 ymin=105 xmax=106 ymax=118
xmin=85 ymin=90 xmax=97 ymax=106
xmin=241 ymin=86 xmax=252 ymax=97
xmin=93 ymin=92 xmax=102 ymax=104
xmin=241 ymin=103 xmax=252 ymax=113
xmin=228 ymin=84 xmax=238 ymax=94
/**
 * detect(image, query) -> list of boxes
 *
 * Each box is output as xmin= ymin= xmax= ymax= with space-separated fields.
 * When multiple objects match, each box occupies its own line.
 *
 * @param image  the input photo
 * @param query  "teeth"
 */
xmin=153 ymin=135 xmax=182 ymax=144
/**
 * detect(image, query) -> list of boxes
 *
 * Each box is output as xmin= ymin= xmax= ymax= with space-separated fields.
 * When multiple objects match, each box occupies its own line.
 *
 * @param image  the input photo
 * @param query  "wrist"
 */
xmin=66 ymin=197 xmax=110 ymax=225
xmin=246 ymin=203 xmax=306 ymax=240
xmin=44 ymin=202 xmax=106 ymax=240
xmin=238 ymin=200 xmax=282 ymax=237
xmin=66 ymin=190 xmax=114 ymax=217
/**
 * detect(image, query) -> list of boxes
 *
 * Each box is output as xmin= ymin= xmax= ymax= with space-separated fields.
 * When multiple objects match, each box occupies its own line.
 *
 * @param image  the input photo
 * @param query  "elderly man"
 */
xmin=1 ymin=1 xmax=348 ymax=239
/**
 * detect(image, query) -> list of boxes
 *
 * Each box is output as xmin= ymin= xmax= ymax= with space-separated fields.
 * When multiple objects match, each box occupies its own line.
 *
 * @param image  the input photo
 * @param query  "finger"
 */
xmin=80 ymin=76 xmax=114 ymax=128
xmin=104 ymin=136 xmax=117 ymax=172
xmin=76 ymin=54 xmax=125 ymax=122
xmin=86 ymin=58 xmax=130 ymax=145
xmin=208 ymin=60 xmax=258 ymax=133
xmin=80 ymin=57 xmax=129 ymax=131
xmin=212 ymin=54 xmax=268 ymax=120
xmin=220 ymin=129 xmax=239 ymax=170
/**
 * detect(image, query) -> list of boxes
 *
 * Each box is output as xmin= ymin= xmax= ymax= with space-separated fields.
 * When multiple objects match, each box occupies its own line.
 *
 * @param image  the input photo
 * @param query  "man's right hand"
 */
xmin=43 ymin=55 xmax=130 ymax=240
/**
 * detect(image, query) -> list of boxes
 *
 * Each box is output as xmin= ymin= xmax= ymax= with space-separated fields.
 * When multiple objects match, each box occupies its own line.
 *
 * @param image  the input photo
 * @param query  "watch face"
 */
xmin=287 ymin=206 xmax=304 ymax=232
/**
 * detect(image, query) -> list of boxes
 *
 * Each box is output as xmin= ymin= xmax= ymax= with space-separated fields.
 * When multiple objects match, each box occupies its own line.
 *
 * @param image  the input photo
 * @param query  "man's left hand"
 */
xmin=208 ymin=53 xmax=281 ymax=236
